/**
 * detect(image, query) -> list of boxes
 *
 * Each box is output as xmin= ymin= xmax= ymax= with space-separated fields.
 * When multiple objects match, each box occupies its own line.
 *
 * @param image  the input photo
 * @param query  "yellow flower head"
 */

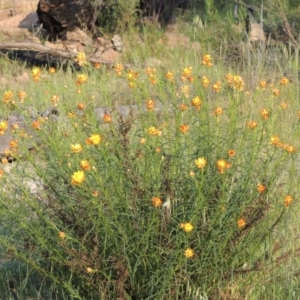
xmin=0 ymin=121 xmax=8 ymax=133
xmin=246 ymin=121 xmax=258 ymax=130
xmin=58 ymin=231 xmax=66 ymax=239
xmin=284 ymin=194 xmax=293 ymax=207
xmin=201 ymin=76 xmax=210 ymax=88
xmin=195 ymin=157 xmax=207 ymax=169
xmin=280 ymin=77 xmax=289 ymax=85
xmin=165 ymin=71 xmax=174 ymax=82
xmin=257 ymin=183 xmax=266 ymax=194
xmin=212 ymin=81 xmax=221 ymax=92
xmin=259 ymin=80 xmax=267 ymax=89
xmin=147 ymin=126 xmax=162 ymax=136
xmin=71 ymin=170 xmax=85 ymax=185
xmin=80 ymin=160 xmax=91 ymax=171
xmin=191 ymin=96 xmax=201 ymax=110
xmin=184 ymin=248 xmax=195 ymax=258
xmin=212 ymin=106 xmax=223 ymax=116
xmin=86 ymin=134 xmax=101 ymax=145
xmin=260 ymin=108 xmax=269 ymax=119
xmin=202 ymin=54 xmax=213 ymax=66
xmin=3 ymin=90 xmax=13 ymax=104
xmin=179 ymin=124 xmax=189 ymax=134
xmin=237 ymin=218 xmax=246 ymax=229
xmin=217 ymin=159 xmax=227 ymax=174
xmin=270 ymin=135 xmax=280 ymax=146
xmin=182 ymin=67 xmax=193 ymax=78
xmin=152 ymin=197 xmax=162 ymax=207
xmin=49 ymin=67 xmax=56 ymax=74
xmin=17 ymin=90 xmax=27 ymax=102
xmin=71 ymin=143 xmax=83 ymax=153
xmin=76 ymin=74 xmax=88 ymax=86
xmin=180 ymin=222 xmax=194 ymax=233
xmin=75 ymin=52 xmax=87 ymax=67
xmin=272 ymin=88 xmax=280 ymax=96
xmin=280 ymin=102 xmax=288 ymax=109
xmin=31 ymin=67 xmax=41 ymax=77
xmin=146 ymin=99 xmax=155 ymax=111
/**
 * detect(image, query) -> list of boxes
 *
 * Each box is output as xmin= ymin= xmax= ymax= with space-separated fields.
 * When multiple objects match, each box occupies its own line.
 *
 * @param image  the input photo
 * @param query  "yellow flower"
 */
xmin=76 ymin=74 xmax=88 ymax=86
xmin=270 ymin=135 xmax=280 ymax=146
xmin=86 ymin=267 xmax=95 ymax=273
xmin=212 ymin=106 xmax=223 ymax=116
xmin=195 ymin=157 xmax=207 ymax=169
xmin=259 ymin=80 xmax=267 ymax=89
xmin=212 ymin=81 xmax=221 ymax=92
xmin=184 ymin=248 xmax=195 ymax=258
xmin=140 ymin=137 xmax=146 ymax=144
xmin=284 ymin=194 xmax=293 ymax=207
xmin=260 ymin=108 xmax=269 ymax=119
xmin=246 ymin=121 xmax=258 ymax=130
xmin=146 ymin=99 xmax=155 ymax=111
xmin=51 ymin=95 xmax=60 ymax=106
xmin=49 ymin=67 xmax=56 ymax=74
xmin=181 ymin=85 xmax=190 ymax=98
xmin=71 ymin=170 xmax=85 ymax=185
xmin=86 ymin=134 xmax=101 ymax=145
xmin=284 ymin=145 xmax=297 ymax=154
xmin=257 ymin=183 xmax=266 ymax=194
xmin=115 ymin=63 xmax=124 ymax=76
xmin=280 ymin=102 xmax=288 ymax=109
xmin=3 ymin=90 xmax=13 ymax=104
xmin=179 ymin=103 xmax=188 ymax=111
xmin=180 ymin=222 xmax=194 ymax=233
xmin=179 ymin=124 xmax=189 ymax=134
xmin=237 ymin=218 xmax=246 ymax=229
xmin=0 ymin=121 xmax=8 ymax=133
xmin=58 ymin=231 xmax=66 ymax=239
xmin=80 ymin=160 xmax=91 ymax=171
xmin=147 ymin=127 xmax=162 ymax=136
xmin=9 ymin=140 xmax=18 ymax=149
xmin=17 ymin=90 xmax=27 ymax=102
xmin=280 ymin=77 xmax=289 ymax=85
xmin=71 ymin=143 xmax=83 ymax=153
xmin=165 ymin=71 xmax=174 ymax=82
xmin=182 ymin=67 xmax=193 ymax=78
xmin=191 ymin=96 xmax=201 ymax=110
xmin=272 ymin=88 xmax=280 ymax=96
xmin=152 ymin=197 xmax=162 ymax=207
xmin=217 ymin=159 xmax=227 ymax=174
xmin=75 ymin=52 xmax=87 ymax=66
xmin=202 ymin=54 xmax=213 ymax=66
xmin=201 ymin=76 xmax=210 ymax=88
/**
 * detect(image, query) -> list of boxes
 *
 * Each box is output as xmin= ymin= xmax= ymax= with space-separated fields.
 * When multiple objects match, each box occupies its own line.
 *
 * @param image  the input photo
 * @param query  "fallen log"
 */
xmin=0 ymin=42 xmax=115 ymax=68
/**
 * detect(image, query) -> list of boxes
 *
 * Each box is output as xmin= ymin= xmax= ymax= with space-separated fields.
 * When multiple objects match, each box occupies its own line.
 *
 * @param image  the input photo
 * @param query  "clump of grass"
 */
xmin=0 ymin=45 xmax=299 ymax=299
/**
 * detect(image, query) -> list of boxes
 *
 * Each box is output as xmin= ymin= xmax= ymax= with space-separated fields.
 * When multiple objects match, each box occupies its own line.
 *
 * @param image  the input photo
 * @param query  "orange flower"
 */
xmin=77 ymin=103 xmax=85 ymax=110
xmin=212 ymin=81 xmax=221 ymax=92
xmin=260 ymin=108 xmax=269 ymax=119
xmin=284 ymin=194 xmax=293 ymax=207
xmin=280 ymin=77 xmax=289 ymax=85
xmin=246 ymin=121 xmax=258 ymax=130
xmin=202 ymin=54 xmax=213 ymax=66
xmin=201 ymin=76 xmax=210 ymax=88
xmin=284 ymin=145 xmax=297 ymax=154
xmin=147 ymin=127 xmax=162 ymax=136
xmin=9 ymin=140 xmax=18 ymax=149
xmin=212 ymin=106 xmax=223 ymax=116
xmin=272 ymin=88 xmax=280 ymax=96
xmin=103 ymin=113 xmax=113 ymax=123
xmin=165 ymin=71 xmax=174 ymax=82
xmin=179 ymin=124 xmax=189 ymax=134
xmin=152 ymin=197 xmax=162 ymax=207
xmin=94 ymin=62 xmax=101 ymax=69
xmin=115 ymin=63 xmax=124 ymax=76
xmin=51 ymin=95 xmax=60 ymax=106
xmin=270 ymin=135 xmax=280 ymax=146
xmin=76 ymin=74 xmax=88 ymax=86
xmin=32 ymin=120 xmax=40 ymax=130
xmin=280 ymin=102 xmax=288 ymax=109
xmin=49 ymin=67 xmax=56 ymax=74
xmin=228 ymin=149 xmax=236 ymax=157
xmin=257 ymin=183 xmax=266 ymax=194
xmin=17 ymin=90 xmax=27 ymax=102
xmin=179 ymin=103 xmax=188 ymax=111
xmin=259 ymin=80 xmax=267 ymax=89
xmin=237 ymin=218 xmax=246 ymax=229
xmin=146 ymin=99 xmax=155 ymax=111
xmin=80 ymin=160 xmax=91 ymax=171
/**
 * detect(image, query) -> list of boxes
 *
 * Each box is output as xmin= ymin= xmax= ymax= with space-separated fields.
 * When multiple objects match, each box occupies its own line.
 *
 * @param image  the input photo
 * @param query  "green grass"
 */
xmin=0 ymin=15 xmax=299 ymax=299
